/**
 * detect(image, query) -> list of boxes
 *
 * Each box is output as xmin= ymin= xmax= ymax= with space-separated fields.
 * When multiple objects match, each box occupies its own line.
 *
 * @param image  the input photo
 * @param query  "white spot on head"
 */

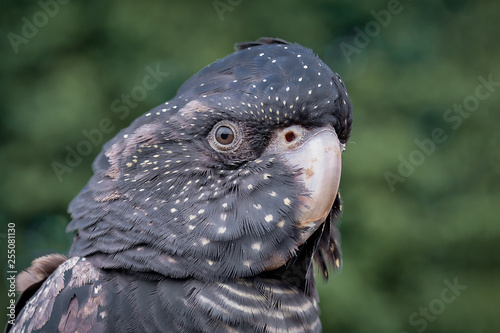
xmin=253 ymin=204 xmax=262 ymax=210
xmin=218 ymin=227 xmax=227 ymax=234
xmin=284 ymin=198 xmax=291 ymax=206
xmin=277 ymin=220 xmax=285 ymax=228
xmin=251 ymin=242 xmax=261 ymax=251
xmin=171 ymin=208 xmax=177 ymax=213
xmin=265 ymin=214 xmax=273 ymax=222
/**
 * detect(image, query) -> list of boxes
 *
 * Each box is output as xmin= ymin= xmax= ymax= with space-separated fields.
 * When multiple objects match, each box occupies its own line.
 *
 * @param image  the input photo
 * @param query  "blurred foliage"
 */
xmin=1 ymin=0 xmax=499 ymax=332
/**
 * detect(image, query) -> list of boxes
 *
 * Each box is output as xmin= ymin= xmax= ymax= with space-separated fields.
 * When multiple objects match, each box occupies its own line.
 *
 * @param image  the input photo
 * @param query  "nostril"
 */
xmin=285 ymin=131 xmax=296 ymax=143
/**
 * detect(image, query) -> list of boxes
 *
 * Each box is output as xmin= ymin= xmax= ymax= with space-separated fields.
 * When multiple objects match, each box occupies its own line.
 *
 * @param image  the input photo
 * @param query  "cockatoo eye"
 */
xmin=209 ymin=121 xmax=241 ymax=152
xmin=215 ymin=126 xmax=234 ymax=145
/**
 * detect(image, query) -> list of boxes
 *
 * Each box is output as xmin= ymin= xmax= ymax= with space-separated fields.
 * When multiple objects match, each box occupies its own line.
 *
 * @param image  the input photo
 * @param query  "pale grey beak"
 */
xmin=267 ymin=125 xmax=342 ymax=243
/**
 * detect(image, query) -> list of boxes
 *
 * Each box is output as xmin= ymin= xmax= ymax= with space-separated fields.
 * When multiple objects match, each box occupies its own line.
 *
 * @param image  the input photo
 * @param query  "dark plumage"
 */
xmin=7 ymin=37 xmax=352 ymax=333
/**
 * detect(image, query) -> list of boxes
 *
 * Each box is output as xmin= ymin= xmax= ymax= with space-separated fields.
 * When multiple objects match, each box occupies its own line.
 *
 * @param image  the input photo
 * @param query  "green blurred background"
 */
xmin=1 ymin=0 xmax=499 ymax=332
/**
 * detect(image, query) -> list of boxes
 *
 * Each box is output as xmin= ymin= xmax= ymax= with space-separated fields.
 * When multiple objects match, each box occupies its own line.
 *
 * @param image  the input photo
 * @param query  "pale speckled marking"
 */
xmin=251 ymin=242 xmax=261 ymax=251
xmin=12 ymin=257 xmax=104 ymax=333
xmin=217 ymin=283 xmax=267 ymax=301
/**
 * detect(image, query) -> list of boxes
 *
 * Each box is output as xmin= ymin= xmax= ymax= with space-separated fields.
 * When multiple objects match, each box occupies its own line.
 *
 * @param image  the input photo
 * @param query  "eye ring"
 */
xmin=209 ymin=121 xmax=242 ymax=152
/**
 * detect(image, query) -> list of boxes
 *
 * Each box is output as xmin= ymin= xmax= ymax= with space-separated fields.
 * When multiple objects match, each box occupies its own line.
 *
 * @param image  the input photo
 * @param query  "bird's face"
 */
xmin=67 ymin=39 xmax=352 ymax=281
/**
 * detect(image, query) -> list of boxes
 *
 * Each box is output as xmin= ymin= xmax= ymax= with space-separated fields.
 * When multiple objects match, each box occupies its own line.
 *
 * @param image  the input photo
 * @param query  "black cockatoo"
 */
xmin=7 ymin=37 xmax=352 ymax=333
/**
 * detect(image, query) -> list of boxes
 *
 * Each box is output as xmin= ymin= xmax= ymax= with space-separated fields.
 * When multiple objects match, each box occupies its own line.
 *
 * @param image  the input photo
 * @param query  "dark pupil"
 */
xmin=216 ymin=126 xmax=234 ymax=145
